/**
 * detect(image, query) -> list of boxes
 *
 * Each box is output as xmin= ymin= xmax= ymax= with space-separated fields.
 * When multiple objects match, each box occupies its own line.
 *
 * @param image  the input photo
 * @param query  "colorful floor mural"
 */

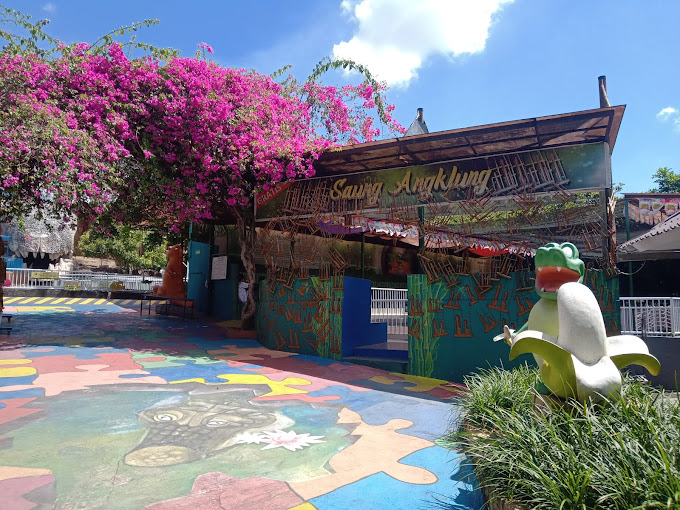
xmin=0 ymin=302 xmax=482 ymax=510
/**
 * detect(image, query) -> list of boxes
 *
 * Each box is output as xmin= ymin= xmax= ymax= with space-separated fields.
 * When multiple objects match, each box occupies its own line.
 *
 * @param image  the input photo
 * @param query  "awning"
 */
xmin=314 ymin=106 xmax=625 ymax=176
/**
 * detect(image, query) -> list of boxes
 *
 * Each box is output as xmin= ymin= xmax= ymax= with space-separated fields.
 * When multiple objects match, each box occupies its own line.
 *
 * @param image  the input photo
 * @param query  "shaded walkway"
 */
xmin=0 ymin=305 xmax=481 ymax=510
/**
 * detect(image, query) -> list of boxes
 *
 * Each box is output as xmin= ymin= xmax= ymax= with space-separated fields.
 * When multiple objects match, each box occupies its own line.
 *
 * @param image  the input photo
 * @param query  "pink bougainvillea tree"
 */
xmin=110 ymin=52 xmax=404 ymax=322
xmin=0 ymin=6 xmax=405 ymax=323
xmin=0 ymin=6 xmax=176 ymax=222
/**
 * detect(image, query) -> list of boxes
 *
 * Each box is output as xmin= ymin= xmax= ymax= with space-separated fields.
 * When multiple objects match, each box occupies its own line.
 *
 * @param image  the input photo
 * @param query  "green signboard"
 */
xmin=31 ymin=271 xmax=59 ymax=280
xmin=256 ymin=143 xmax=610 ymax=220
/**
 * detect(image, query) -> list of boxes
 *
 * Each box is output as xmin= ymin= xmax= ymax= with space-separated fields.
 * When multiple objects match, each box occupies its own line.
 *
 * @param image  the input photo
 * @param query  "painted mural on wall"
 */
xmin=0 ymin=312 xmax=478 ymax=510
xmin=257 ymin=275 xmax=344 ymax=360
xmin=407 ymin=266 xmax=619 ymax=381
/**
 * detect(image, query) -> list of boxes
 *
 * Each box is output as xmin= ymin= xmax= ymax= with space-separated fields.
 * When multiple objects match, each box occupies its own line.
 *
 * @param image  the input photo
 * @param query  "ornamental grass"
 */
xmin=444 ymin=366 xmax=680 ymax=509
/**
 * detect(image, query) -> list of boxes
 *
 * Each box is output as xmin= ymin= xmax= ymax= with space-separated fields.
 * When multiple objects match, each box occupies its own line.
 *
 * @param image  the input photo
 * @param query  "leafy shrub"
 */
xmin=445 ymin=368 xmax=680 ymax=509
xmin=78 ymin=226 xmax=168 ymax=272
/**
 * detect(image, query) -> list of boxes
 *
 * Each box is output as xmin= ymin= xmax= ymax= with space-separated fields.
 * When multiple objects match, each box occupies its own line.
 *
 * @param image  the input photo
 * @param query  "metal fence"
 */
xmin=6 ymin=268 xmax=163 ymax=292
xmin=371 ymin=287 xmax=408 ymax=337
xmin=620 ymin=297 xmax=680 ymax=337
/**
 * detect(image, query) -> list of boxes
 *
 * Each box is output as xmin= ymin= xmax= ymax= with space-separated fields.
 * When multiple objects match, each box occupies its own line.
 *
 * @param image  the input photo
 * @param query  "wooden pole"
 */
xmin=624 ymin=199 xmax=634 ymax=296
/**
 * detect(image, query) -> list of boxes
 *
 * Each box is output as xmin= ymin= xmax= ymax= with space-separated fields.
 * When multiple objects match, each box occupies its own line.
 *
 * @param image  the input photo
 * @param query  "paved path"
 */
xmin=0 ymin=303 xmax=481 ymax=510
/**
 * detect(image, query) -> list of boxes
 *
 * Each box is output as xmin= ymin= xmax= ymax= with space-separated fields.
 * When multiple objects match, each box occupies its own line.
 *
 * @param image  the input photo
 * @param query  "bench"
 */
xmin=0 ymin=313 xmax=12 ymax=334
xmin=140 ymin=295 xmax=194 ymax=319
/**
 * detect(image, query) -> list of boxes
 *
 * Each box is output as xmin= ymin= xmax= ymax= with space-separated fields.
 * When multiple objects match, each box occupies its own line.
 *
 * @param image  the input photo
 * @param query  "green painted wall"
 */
xmin=257 ymin=276 xmax=343 ymax=360
xmin=407 ymin=269 xmax=620 ymax=381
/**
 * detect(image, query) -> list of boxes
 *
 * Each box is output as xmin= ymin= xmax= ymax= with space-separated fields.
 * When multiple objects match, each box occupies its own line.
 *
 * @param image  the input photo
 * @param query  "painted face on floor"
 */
xmin=124 ymin=392 xmax=283 ymax=467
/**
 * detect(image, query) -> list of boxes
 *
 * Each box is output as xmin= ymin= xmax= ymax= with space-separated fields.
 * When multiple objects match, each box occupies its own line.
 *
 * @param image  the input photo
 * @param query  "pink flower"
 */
xmin=235 ymin=430 xmax=325 ymax=451
xmin=0 ymin=43 xmax=403 ymax=228
xmin=198 ymin=42 xmax=214 ymax=54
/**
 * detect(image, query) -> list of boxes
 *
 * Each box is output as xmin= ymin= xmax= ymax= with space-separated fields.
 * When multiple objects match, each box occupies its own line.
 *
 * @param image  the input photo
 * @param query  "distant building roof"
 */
xmin=404 ymin=108 xmax=429 ymax=137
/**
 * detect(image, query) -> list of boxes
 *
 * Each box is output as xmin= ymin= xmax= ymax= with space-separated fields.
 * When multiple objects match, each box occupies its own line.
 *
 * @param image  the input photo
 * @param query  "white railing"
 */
xmin=620 ymin=297 xmax=680 ymax=337
xmin=6 ymin=268 xmax=162 ymax=292
xmin=371 ymin=287 xmax=408 ymax=337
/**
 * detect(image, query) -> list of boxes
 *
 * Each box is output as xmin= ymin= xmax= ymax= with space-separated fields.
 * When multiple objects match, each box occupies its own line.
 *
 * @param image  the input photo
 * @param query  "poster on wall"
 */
xmin=638 ymin=197 xmax=679 ymax=216
xmin=382 ymin=246 xmax=416 ymax=275
xmin=255 ymin=143 xmax=610 ymax=220
xmin=639 ymin=198 xmax=653 ymax=215
xmin=664 ymin=199 xmax=679 ymax=215
xmin=211 ymin=256 xmax=228 ymax=280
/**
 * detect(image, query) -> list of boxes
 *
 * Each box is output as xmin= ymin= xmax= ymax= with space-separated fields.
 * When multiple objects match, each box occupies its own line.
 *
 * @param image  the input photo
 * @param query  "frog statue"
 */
xmin=494 ymin=242 xmax=660 ymax=403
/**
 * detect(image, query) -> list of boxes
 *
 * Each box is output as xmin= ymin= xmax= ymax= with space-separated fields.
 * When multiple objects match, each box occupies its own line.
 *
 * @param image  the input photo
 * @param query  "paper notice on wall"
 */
xmin=211 ymin=256 xmax=228 ymax=280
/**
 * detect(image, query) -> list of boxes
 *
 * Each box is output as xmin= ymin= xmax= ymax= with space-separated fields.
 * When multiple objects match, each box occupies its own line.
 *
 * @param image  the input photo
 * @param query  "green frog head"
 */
xmin=534 ymin=242 xmax=585 ymax=300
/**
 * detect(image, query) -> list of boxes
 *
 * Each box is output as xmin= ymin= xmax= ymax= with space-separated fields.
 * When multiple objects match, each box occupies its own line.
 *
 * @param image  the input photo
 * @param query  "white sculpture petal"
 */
xmin=557 ymin=282 xmax=608 ymax=364
xmin=572 ymin=354 xmax=622 ymax=402
xmin=606 ymin=335 xmax=652 ymax=357
xmin=606 ymin=335 xmax=661 ymax=375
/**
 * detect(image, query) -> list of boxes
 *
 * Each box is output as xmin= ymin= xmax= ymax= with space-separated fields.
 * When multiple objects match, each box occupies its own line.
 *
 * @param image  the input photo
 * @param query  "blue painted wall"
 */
xmin=187 ymin=241 xmax=210 ymax=313
xmin=341 ymin=276 xmax=387 ymax=357
xmin=210 ymin=262 xmax=239 ymax=320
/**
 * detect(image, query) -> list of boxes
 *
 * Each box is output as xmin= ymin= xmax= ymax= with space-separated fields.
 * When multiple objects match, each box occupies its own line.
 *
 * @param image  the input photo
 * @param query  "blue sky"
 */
xmin=5 ymin=0 xmax=680 ymax=193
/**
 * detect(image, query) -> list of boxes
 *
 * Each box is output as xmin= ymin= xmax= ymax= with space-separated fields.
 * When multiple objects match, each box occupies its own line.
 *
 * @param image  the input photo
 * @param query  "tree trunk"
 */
xmin=72 ymin=215 xmax=91 ymax=256
xmin=235 ymin=206 xmax=257 ymax=330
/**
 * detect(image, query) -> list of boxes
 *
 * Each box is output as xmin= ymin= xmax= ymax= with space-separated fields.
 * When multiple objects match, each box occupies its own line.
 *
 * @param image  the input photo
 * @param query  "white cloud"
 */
xmin=656 ymin=106 xmax=678 ymax=121
xmin=333 ymin=0 xmax=514 ymax=87
xmin=656 ymin=106 xmax=680 ymax=132
xmin=42 ymin=2 xmax=56 ymax=14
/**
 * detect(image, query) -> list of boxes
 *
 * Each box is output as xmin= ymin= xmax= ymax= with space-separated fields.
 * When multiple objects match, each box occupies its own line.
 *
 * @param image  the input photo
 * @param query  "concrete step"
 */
xmin=342 ymin=355 xmax=408 ymax=374
xmin=352 ymin=341 xmax=409 ymax=361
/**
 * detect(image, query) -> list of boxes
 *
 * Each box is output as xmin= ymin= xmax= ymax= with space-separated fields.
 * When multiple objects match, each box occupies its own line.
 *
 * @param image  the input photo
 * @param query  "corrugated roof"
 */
xmin=315 ymin=105 xmax=625 ymax=176
xmin=619 ymin=212 xmax=680 ymax=251
xmin=618 ymin=211 xmax=680 ymax=261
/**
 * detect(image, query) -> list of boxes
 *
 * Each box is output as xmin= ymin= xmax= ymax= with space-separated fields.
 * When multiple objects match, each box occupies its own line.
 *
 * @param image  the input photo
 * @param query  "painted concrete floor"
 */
xmin=0 ymin=300 xmax=482 ymax=510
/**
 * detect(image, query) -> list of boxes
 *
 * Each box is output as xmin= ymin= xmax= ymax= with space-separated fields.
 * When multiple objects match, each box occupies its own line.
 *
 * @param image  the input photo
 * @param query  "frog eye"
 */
xmin=154 ymin=411 xmax=181 ymax=422
xmin=206 ymin=419 xmax=229 ymax=427
xmin=561 ymin=245 xmax=574 ymax=258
